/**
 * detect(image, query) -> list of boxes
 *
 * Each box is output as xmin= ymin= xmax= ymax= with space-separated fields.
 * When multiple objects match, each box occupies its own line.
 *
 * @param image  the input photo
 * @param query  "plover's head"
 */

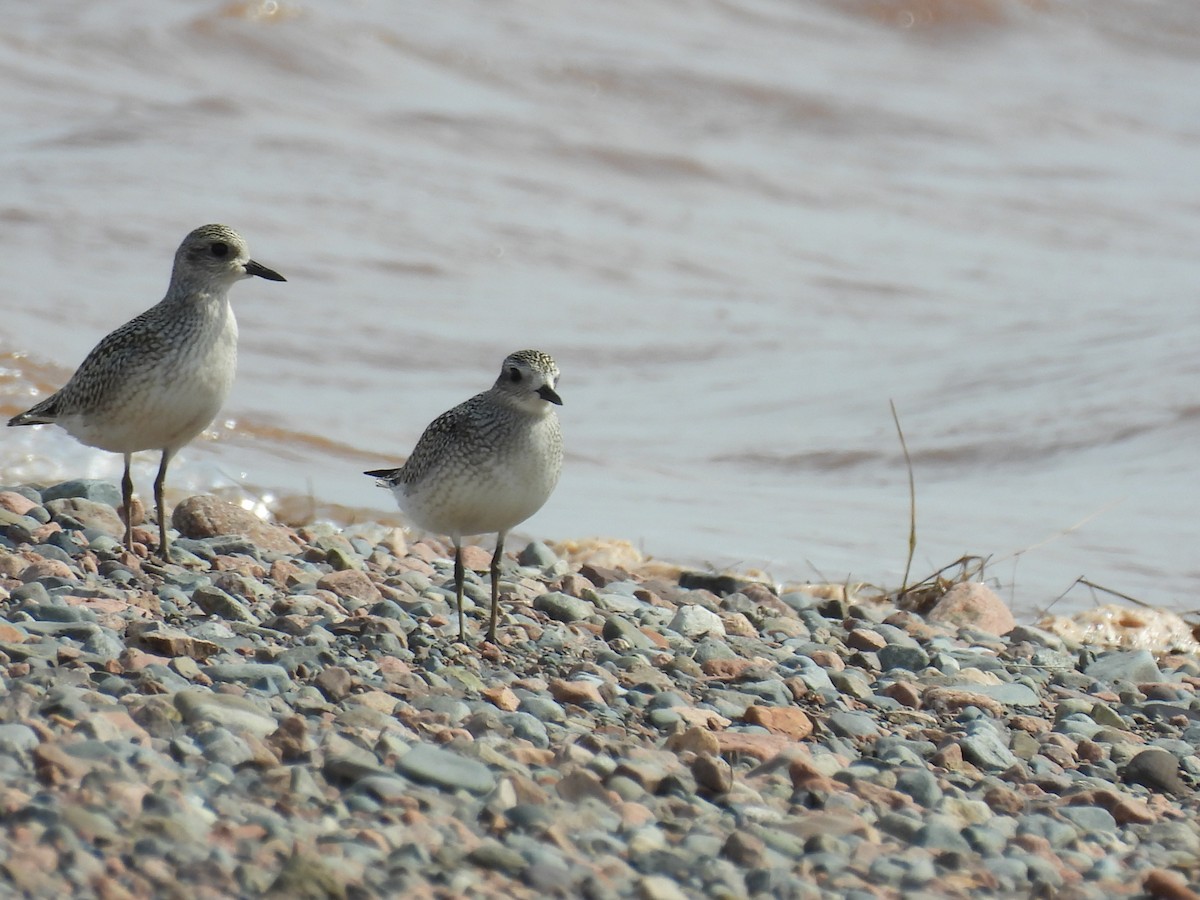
xmin=172 ymin=224 xmax=286 ymax=292
xmin=492 ymin=349 xmax=562 ymax=414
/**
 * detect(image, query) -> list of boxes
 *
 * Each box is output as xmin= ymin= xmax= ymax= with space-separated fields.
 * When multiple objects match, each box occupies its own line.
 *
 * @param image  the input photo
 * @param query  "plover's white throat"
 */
xmin=8 ymin=224 xmax=285 ymax=558
xmin=366 ymin=349 xmax=564 ymax=644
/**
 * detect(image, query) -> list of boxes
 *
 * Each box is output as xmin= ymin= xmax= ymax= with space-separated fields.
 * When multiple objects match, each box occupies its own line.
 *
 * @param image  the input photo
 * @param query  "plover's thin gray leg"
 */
xmin=365 ymin=349 xmax=564 ymax=647
xmin=154 ymin=449 xmax=174 ymax=559
xmin=453 ymin=540 xmax=467 ymax=643
xmin=488 ymin=532 xmax=507 ymax=644
xmin=121 ymin=453 xmax=134 ymax=550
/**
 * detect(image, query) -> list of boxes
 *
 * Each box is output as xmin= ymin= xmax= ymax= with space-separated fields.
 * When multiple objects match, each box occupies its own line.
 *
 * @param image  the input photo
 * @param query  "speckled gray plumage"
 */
xmin=16 ymin=295 xmax=225 ymax=428
xmin=366 ymin=349 xmax=564 ymax=644
xmin=397 ymin=357 xmax=562 ymax=484
xmin=8 ymin=223 xmax=286 ymax=556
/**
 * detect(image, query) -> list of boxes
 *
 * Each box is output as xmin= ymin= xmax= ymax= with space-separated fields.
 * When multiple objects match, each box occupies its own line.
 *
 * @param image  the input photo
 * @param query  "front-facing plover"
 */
xmin=366 ymin=349 xmax=564 ymax=644
xmin=8 ymin=223 xmax=285 ymax=558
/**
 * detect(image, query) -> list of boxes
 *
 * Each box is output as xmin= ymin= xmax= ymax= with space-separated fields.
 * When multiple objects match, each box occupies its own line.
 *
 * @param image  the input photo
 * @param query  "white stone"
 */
xmin=669 ymin=605 xmax=726 ymax=639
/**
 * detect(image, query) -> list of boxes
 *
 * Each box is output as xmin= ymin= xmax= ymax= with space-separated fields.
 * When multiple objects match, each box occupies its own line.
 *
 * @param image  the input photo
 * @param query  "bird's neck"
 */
xmin=164 ymin=283 xmax=233 ymax=312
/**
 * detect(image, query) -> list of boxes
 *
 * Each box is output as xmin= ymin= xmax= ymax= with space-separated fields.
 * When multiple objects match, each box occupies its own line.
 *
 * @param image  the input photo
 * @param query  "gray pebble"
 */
xmin=18 ymin=600 xmax=96 ymax=623
xmin=41 ymin=479 xmax=122 ymax=507
xmin=82 ymin=628 xmax=127 ymax=658
xmin=915 ymin=818 xmax=972 ymax=852
xmin=1058 ymin=806 xmax=1117 ymax=833
xmin=829 ymin=670 xmax=874 ymax=700
xmin=827 ymin=711 xmax=880 ymax=739
xmin=196 ymin=727 xmax=255 ymax=767
xmin=647 ymin=709 xmax=682 ymax=729
xmin=204 ymin=663 xmax=293 ymax=691
xmin=1024 ymin=854 xmax=1066 ymax=890
xmin=1085 ymin=650 xmax=1162 ymax=686
xmin=467 ymin=840 xmax=527 ymax=876
xmin=534 ymin=591 xmax=593 ymax=623
xmin=894 ymin=767 xmax=942 ymax=807
xmin=0 ymin=511 xmax=41 ymax=544
xmin=736 ymin=679 xmax=792 ymax=707
xmin=499 ymin=712 xmax=550 ymax=748
xmin=192 ymin=585 xmax=260 ymax=624
xmin=516 ymin=541 xmax=558 ymax=568
xmin=781 ymin=653 xmax=836 ymax=693
xmin=592 ymin=591 xmax=643 ymax=614
xmin=960 ymin=720 xmax=1018 ymax=770
xmin=323 ymin=748 xmax=390 ymax=784
xmin=1018 ymin=813 xmax=1080 ymax=848
xmin=876 ymin=643 xmax=929 ymax=671
xmin=175 ymin=691 xmax=277 ymax=738
xmin=413 ymin=695 xmax=471 ymax=724
xmin=518 ymin=694 xmax=566 ymax=723
xmin=32 ymin=541 xmax=76 ymax=563
xmin=10 ymin=582 xmax=53 ymax=605
xmin=668 ymin=605 xmax=725 ymax=638
xmin=959 ymin=682 xmax=1042 ymax=707
xmin=1122 ymin=748 xmax=1184 ymax=794
xmin=602 ymin=615 xmax=656 ymax=649
xmin=0 ymin=723 xmax=39 ymax=755
xmin=44 ymin=497 xmax=124 ymax=537
xmin=963 ymin=823 xmax=1008 ymax=856
xmin=396 ymin=743 xmax=496 ymax=794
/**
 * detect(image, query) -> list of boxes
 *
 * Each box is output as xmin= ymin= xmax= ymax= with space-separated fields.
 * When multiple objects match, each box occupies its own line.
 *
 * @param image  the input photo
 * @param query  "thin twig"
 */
xmin=805 ymin=559 xmax=832 ymax=585
xmin=890 ymin=399 xmax=916 ymax=597
xmin=1042 ymin=575 xmax=1153 ymax=620
xmin=992 ymin=500 xmax=1123 ymax=566
xmin=1043 ymin=576 xmax=1085 ymax=614
xmin=1076 ymin=577 xmax=1150 ymax=608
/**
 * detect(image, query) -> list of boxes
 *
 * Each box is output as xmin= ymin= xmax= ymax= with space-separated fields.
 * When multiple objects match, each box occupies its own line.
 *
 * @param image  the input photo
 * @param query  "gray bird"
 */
xmin=9 ymin=224 xmax=285 ymax=558
xmin=366 ymin=349 xmax=564 ymax=644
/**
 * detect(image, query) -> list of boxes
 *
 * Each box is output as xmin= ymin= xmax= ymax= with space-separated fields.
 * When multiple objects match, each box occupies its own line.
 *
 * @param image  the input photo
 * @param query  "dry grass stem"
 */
xmin=889 ymin=399 xmax=917 ymax=598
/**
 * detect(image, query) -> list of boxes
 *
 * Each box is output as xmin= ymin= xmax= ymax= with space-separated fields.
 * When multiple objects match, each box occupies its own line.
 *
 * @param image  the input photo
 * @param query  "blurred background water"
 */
xmin=1 ymin=0 xmax=1197 ymax=616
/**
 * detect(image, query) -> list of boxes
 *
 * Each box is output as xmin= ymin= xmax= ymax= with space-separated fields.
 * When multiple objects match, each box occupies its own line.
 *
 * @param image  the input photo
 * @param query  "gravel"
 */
xmin=0 ymin=484 xmax=1196 ymax=897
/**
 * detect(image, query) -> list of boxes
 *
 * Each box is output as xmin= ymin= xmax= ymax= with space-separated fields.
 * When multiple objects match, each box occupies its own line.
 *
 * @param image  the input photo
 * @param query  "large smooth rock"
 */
xmin=927 ymin=582 xmax=1015 ymax=636
xmin=171 ymin=495 xmax=301 ymax=554
xmin=1084 ymin=650 xmax=1162 ymax=686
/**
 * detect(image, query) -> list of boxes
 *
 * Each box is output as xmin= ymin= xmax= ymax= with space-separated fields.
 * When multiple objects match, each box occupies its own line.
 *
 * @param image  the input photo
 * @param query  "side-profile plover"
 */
xmin=9 ymin=224 xmax=285 ymax=558
xmin=366 ymin=349 xmax=564 ymax=644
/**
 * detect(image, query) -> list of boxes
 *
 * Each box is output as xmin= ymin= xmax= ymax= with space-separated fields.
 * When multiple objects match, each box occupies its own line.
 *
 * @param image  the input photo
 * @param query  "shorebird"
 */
xmin=8 ymin=224 xmax=285 ymax=558
xmin=366 ymin=349 xmax=564 ymax=643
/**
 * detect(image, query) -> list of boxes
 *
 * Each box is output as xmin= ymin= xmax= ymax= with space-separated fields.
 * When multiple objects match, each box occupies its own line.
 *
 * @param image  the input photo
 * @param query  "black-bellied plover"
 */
xmin=366 ymin=349 xmax=564 ymax=644
xmin=8 ymin=224 xmax=285 ymax=558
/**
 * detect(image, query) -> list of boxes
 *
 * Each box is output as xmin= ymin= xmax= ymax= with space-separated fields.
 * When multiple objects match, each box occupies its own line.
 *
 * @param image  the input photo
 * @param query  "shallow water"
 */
xmin=1 ymin=0 xmax=1198 ymax=616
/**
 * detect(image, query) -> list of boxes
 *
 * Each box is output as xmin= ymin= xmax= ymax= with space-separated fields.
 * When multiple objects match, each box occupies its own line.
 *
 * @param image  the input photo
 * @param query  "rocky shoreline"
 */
xmin=0 ymin=480 xmax=1197 ymax=899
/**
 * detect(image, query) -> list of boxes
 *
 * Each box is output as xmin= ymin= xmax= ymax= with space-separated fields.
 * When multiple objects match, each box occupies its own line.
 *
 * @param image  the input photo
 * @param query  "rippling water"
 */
xmin=2 ymin=0 xmax=1198 ymax=615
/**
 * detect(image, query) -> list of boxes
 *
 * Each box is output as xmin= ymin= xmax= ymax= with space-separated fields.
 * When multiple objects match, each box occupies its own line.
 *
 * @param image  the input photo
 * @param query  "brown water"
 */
xmin=2 ymin=0 xmax=1198 ymax=616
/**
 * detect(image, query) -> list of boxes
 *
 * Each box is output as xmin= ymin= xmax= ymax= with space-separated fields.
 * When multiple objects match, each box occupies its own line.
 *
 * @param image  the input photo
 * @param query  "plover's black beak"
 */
xmin=246 ymin=259 xmax=286 ymax=282
xmin=538 ymin=385 xmax=563 ymax=405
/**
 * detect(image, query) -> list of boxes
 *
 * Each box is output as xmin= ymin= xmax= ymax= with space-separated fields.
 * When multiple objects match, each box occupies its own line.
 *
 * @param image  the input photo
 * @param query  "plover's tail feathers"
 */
xmin=365 ymin=467 xmax=404 ymax=485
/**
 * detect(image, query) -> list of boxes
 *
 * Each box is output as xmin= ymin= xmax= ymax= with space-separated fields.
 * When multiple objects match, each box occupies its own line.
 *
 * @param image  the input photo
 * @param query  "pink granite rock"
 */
xmin=927 ymin=582 xmax=1015 ymax=636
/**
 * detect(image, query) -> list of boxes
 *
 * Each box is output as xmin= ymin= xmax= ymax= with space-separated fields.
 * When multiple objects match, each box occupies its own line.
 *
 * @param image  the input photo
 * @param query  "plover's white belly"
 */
xmin=396 ymin=443 xmax=560 ymax=539
xmin=397 ymin=479 xmax=548 ymax=538
xmin=63 ymin=313 xmax=237 ymax=454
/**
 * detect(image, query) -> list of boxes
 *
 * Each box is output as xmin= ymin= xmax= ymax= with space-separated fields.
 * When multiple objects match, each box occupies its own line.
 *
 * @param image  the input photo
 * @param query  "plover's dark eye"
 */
xmin=508 ymin=367 xmax=521 ymax=383
xmin=209 ymin=242 xmax=230 ymax=259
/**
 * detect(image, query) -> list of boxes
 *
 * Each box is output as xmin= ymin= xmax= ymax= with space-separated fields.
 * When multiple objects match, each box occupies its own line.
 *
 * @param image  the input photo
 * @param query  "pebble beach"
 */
xmin=0 ymin=481 xmax=1198 ymax=899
